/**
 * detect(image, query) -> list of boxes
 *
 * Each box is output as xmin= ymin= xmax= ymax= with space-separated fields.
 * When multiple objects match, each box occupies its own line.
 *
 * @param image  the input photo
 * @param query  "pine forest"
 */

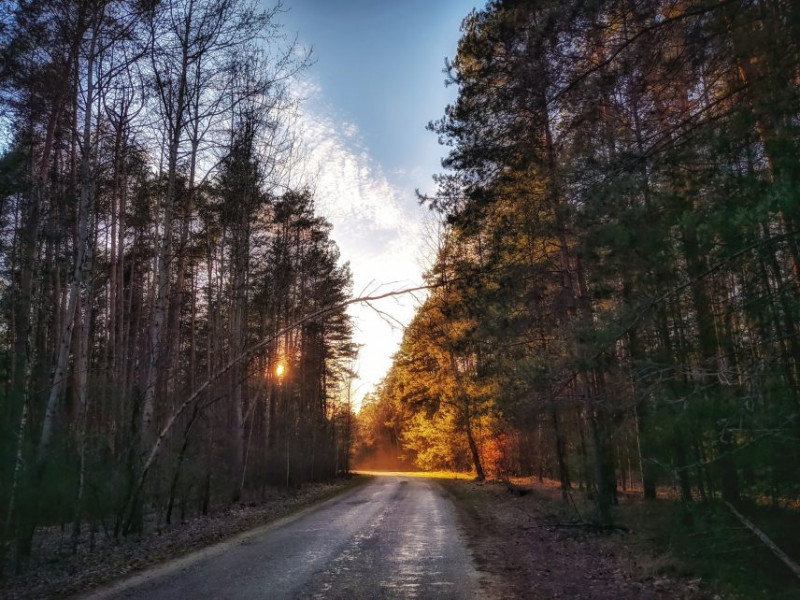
xmin=1 ymin=0 xmax=800 ymax=597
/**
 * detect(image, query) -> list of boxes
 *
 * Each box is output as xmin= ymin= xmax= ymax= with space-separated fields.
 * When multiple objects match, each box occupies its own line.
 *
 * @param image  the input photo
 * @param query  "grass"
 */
xmin=352 ymin=469 xmax=472 ymax=479
xmin=613 ymin=495 xmax=800 ymax=600
xmin=0 ymin=475 xmax=372 ymax=600
xmin=438 ymin=474 xmax=800 ymax=599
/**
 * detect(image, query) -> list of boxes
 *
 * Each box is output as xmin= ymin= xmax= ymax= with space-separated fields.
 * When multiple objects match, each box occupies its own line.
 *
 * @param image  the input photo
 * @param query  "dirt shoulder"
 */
xmin=0 ymin=476 xmax=367 ymax=600
xmin=439 ymin=478 xmax=715 ymax=600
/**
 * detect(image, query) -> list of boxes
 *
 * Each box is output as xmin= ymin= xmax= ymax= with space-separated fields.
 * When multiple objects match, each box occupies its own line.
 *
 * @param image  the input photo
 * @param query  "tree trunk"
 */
xmin=552 ymin=408 xmax=570 ymax=495
xmin=464 ymin=414 xmax=485 ymax=481
xmin=37 ymin=17 xmax=99 ymax=470
xmin=71 ymin=262 xmax=94 ymax=554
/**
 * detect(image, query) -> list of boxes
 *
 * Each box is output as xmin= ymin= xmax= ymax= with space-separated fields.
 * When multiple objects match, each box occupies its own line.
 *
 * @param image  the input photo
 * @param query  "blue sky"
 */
xmin=281 ymin=1 xmax=474 ymax=176
xmin=275 ymin=1 xmax=479 ymax=405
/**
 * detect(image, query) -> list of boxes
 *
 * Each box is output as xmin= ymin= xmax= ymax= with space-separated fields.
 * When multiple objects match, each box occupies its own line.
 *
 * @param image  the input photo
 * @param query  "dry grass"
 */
xmin=439 ymin=477 xmax=715 ymax=600
xmin=353 ymin=469 xmax=473 ymax=479
xmin=438 ymin=475 xmax=800 ymax=600
xmin=0 ymin=477 xmax=367 ymax=600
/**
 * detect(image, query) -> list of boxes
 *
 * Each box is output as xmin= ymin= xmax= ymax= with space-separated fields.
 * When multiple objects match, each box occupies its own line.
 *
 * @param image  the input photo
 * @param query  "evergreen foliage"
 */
xmin=369 ymin=0 xmax=800 ymax=526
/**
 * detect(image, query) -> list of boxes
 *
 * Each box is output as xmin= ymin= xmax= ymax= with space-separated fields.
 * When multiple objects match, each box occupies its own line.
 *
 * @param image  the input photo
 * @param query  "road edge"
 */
xmin=76 ymin=475 xmax=372 ymax=600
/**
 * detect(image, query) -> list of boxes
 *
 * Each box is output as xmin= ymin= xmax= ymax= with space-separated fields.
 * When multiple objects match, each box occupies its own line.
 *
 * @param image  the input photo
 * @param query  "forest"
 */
xmin=2 ymin=0 xmax=800 ymax=594
xmin=357 ymin=0 xmax=800 ymax=530
xmin=0 ymin=0 xmax=357 ymax=573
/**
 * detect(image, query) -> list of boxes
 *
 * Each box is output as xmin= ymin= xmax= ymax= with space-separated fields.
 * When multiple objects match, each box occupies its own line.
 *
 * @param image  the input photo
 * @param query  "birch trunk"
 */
xmin=37 ymin=18 xmax=99 ymax=468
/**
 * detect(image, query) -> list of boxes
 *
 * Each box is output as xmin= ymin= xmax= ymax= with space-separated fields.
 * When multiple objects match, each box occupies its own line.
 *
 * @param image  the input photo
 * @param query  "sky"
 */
xmin=275 ymin=0 xmax=479 ymax=407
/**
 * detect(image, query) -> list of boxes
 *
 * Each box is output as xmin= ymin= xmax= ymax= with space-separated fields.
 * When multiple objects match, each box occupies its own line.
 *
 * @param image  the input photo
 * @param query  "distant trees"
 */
xmin=0 ymin=0 xmax=356 ymax=572
xmin=373 ymin=0 xmax=800 ymax=525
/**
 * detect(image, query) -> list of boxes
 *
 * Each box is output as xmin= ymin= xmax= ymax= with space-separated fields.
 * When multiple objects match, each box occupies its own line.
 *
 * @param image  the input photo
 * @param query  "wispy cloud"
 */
xmin=290 ymin=79 xmax=429 ymax=404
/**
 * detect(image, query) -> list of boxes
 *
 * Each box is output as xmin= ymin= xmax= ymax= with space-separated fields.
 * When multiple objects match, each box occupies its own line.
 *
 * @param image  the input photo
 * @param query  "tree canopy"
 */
xmin=363 ymin=0 xmax=800 ymax=527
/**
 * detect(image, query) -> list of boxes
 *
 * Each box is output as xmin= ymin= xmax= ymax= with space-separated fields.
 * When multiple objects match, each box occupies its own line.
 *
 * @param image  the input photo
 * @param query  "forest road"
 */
xmin=83 ymin=475 xmax=479 ymax=600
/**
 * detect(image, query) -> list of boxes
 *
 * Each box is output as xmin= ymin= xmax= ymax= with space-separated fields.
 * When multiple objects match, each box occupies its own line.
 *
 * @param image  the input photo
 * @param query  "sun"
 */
xmin=275 ymin=362 xmax=286 ymax=378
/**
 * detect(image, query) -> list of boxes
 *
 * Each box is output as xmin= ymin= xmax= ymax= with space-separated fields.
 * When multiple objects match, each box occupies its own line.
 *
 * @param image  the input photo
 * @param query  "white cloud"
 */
xmin=291 ymin=79 xmax=429 ymax=408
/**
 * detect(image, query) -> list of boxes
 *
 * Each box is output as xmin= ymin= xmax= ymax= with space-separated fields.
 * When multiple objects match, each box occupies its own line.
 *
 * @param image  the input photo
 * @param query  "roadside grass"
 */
xmin=0 ymin=474 xmax=370 ymax=600
xmin=438 ymin=475 xmax=800 ymax=600
xmin=352 ymin=469 xmax=473 ymax=479
xmin=619 ymin=498 xmax=800 ymax=600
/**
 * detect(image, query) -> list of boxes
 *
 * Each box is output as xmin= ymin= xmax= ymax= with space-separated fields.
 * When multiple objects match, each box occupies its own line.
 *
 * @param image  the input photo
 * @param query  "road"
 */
xmin=84 ymin=475 xmax=478 ymax=599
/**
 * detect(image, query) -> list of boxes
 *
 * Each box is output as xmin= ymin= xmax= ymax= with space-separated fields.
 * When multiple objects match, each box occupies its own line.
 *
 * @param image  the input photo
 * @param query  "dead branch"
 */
xmin=725 ymin=501 xmax=800 ymax=580
xmin=121 ymin=281 xmax=440 ymax=531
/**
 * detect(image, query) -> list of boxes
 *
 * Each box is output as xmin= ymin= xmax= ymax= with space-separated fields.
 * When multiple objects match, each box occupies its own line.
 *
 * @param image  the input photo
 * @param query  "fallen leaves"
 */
xmin=441 ymin=479 xmax=717 ymax=600
xmin=0 ymin=480 xmax=354 ymax=600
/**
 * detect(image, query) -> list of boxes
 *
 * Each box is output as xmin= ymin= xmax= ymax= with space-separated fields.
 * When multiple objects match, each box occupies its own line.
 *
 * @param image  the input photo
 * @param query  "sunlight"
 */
xmin=353 ymin=470 xmax=469 ymax=480
xmin=275 ymin=362 xmax=286 ymax=378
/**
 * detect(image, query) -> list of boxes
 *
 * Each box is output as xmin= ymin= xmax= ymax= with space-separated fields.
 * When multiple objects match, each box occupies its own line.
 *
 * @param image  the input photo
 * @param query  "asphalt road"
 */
xmin=85 ymin=475 xmax=478 ymax=600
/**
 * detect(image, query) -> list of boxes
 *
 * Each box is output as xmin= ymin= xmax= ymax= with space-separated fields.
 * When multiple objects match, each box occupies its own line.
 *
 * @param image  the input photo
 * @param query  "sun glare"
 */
xmin=275 ymin=362 xmax=286 ymax=378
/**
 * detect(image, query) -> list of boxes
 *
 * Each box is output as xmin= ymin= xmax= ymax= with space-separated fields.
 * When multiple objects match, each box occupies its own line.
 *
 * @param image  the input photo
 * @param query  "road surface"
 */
xmin=84 ymin=475 xmax=478 ymax=599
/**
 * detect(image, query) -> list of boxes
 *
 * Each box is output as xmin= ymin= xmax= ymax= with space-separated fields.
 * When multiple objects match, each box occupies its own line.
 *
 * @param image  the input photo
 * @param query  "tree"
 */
xmin=394 ymin=0 xmax=800 ymax=526
xmin=0 ymin=0 xmax=349 ymax=572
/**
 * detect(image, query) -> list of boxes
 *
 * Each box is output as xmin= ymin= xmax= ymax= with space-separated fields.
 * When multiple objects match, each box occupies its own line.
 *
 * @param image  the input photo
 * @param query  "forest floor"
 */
xmin=0 ymin=476 xmax=366 ymax=600
xmin=440 ymin=477 xmax=800 ymax=600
